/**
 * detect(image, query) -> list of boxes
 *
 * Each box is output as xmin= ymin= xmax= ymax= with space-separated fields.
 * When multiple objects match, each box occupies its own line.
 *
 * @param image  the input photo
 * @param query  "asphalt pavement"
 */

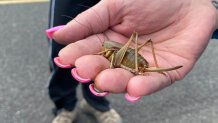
xmin=0 ymin=2 xmax=218 ymax=123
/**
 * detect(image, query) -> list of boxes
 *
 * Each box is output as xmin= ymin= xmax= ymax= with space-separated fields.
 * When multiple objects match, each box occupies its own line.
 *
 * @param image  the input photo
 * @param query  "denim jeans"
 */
xmin=47 ymin=0 xmax=110 ymax=114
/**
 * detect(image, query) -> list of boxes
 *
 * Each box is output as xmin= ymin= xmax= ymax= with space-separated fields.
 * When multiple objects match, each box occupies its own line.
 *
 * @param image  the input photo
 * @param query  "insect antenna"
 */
xmin=61 ymin=14 xmax=93 ymax=35
xmin=61 ymin=14 xmax=73 ymax=19
xmin=62 ymin=4 xmax=108 ymax=48
xmin=77 ymin=4 xmax=108 ymax=43
xmin=77 ymin=4 xmax=105 ymax=31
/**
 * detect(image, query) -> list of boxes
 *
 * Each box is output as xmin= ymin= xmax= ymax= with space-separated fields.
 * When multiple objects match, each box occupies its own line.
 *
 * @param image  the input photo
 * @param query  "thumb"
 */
xmin=53 ymin=1 xmax=110 ymax=44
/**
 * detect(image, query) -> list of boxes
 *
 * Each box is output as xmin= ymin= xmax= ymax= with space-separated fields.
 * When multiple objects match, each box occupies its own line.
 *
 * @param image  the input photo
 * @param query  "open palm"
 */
xmin=50 ymin=0 xmax=218 ymax=102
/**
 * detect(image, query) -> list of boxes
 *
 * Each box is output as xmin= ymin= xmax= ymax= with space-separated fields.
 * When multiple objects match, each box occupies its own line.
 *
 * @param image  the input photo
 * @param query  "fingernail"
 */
xmin=125 ymin=93 xmax=141 ymax=103
xmin=89 ymin=84 xmax=109 ymax=96
xmin=71 ymin=68 xmax=91 ymax=83
xmin=53 ymin=57 xmax=72 ymax=68
xmin=45 ymin=25 xmax=65 ymax=39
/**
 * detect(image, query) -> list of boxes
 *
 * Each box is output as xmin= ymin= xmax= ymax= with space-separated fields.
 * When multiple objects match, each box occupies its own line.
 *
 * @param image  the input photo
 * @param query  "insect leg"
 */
xmin=110 ymin=53 xmax=115 ymax=68
xmin=137 ymin=39 xmax=151 ymax=50
xmin=95 ymin=49 xmax=111 ymax=55
xmin=138 ymin=39 xmax=159 ymax=68
xmin=144 ymin=66 xmax=183 ymax=72
xmin=134 ymin=32 xmax=139 ymax=73
xmin=148 ymin=40 xmax=159 ymax=68
xmin=113 ymin=32 xmax=137 ymax=66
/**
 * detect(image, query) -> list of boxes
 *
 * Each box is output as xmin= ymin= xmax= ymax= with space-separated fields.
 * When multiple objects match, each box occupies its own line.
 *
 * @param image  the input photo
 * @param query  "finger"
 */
xmin=126 ymin=73 xmax=172 ymax=97
xmin=58 ymin=35 xmax=103 ymax=65
xmin=74 ymin=55 xmax=110 ymax=80
xmin=52 ymin=1 xmax=110 ymax=44
xmin=94 ymin=68 xmax=134 ymax=93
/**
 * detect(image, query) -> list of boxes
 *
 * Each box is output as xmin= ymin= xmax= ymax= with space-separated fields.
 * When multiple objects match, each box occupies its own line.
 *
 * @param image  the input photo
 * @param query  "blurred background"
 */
xmin=0 ymin=0 xmax=218 ymax=123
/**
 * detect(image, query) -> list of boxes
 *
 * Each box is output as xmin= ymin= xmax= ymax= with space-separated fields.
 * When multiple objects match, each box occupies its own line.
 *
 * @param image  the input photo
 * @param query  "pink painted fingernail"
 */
xmin=89 ymin=84 xmax=109 ymax=97
xmin=71 ymin=68 xmax=91 ymax=83
xmin=53 ymin=57 xmax=72 ymax=68
xmin=45 ymin=25 xmax=65 ymax=39
xmin=125 ymin=93 xmax=141 ymax=103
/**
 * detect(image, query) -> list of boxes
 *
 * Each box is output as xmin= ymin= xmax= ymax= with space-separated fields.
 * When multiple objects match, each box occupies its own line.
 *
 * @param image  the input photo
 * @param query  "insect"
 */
xmin=89 ymin=32 xmax=183 ymax=95
xmin=97 ymin=32 xmax=182 ymax=74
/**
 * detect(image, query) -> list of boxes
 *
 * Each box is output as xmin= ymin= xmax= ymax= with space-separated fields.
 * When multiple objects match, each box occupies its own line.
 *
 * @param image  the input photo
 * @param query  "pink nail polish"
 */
xmin=71 ymin=68 xmax=91 ymax=83
xmin=89 ymin=84 xmax=109 ymax=97
xmin=53 ymin=57 xmax=72 ymax=68
xmin=45 ymin=25 xmax=65 ymax=39
xmin=125 ymin=93 xmax=141 ymax=103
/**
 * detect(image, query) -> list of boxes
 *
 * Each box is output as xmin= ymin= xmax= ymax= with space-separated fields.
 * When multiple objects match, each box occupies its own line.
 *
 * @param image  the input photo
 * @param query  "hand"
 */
xmin=47 ymin=0 xmax=218 ymax=102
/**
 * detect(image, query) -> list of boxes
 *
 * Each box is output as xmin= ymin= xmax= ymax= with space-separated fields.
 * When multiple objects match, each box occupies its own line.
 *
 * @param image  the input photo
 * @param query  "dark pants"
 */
xmin=47 ymin=0 xmax=110 ymax=114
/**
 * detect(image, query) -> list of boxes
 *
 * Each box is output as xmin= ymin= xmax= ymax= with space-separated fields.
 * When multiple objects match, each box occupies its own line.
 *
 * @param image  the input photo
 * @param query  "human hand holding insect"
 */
xmin=46 ymin=0 xmax=218 ymax=102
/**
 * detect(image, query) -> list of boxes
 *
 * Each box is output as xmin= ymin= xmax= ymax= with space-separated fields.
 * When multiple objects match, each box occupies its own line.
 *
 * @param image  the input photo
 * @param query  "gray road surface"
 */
xmin=0 ymin=2 xmax=218 ymax=123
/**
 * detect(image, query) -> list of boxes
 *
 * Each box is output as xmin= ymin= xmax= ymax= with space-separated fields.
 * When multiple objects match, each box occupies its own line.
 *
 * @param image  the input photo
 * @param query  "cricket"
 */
xmin=96 ymin=32 xmax=183 ymax=75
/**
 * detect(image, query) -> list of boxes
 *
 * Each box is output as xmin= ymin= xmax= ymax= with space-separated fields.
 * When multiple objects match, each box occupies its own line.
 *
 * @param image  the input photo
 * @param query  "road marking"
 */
xmin=0 ymin=0 xmax=48 ymax=4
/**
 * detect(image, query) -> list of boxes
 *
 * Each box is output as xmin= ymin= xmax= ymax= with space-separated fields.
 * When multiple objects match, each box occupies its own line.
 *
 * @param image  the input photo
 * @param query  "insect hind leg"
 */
xmin=138 ymin=39 xmax=159 ymax=68
xmin=134 ymin=32 xmax=139 ymax=73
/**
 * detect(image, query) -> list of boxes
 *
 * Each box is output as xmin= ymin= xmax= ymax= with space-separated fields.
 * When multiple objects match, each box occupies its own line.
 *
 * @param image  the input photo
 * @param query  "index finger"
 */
xmin=57 ymin=34 xmax=104 ymax=65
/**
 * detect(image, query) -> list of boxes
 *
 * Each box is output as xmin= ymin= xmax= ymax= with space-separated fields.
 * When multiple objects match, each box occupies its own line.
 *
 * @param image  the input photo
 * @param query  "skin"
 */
xmin=51 ymin=0 xmax=218 ymax=97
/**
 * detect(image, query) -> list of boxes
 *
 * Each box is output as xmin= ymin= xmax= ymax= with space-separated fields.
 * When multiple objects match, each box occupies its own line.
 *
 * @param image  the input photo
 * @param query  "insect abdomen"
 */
xmin=121 ymin=49 xmax=148 ymax=70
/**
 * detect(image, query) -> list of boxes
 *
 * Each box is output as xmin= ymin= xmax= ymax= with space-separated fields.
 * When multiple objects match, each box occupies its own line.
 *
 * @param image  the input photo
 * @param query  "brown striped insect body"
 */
xmin=100 ymin=41 xmax=149 ymax=74
xmin=97 ymin=32 xmax=182 ymax=75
